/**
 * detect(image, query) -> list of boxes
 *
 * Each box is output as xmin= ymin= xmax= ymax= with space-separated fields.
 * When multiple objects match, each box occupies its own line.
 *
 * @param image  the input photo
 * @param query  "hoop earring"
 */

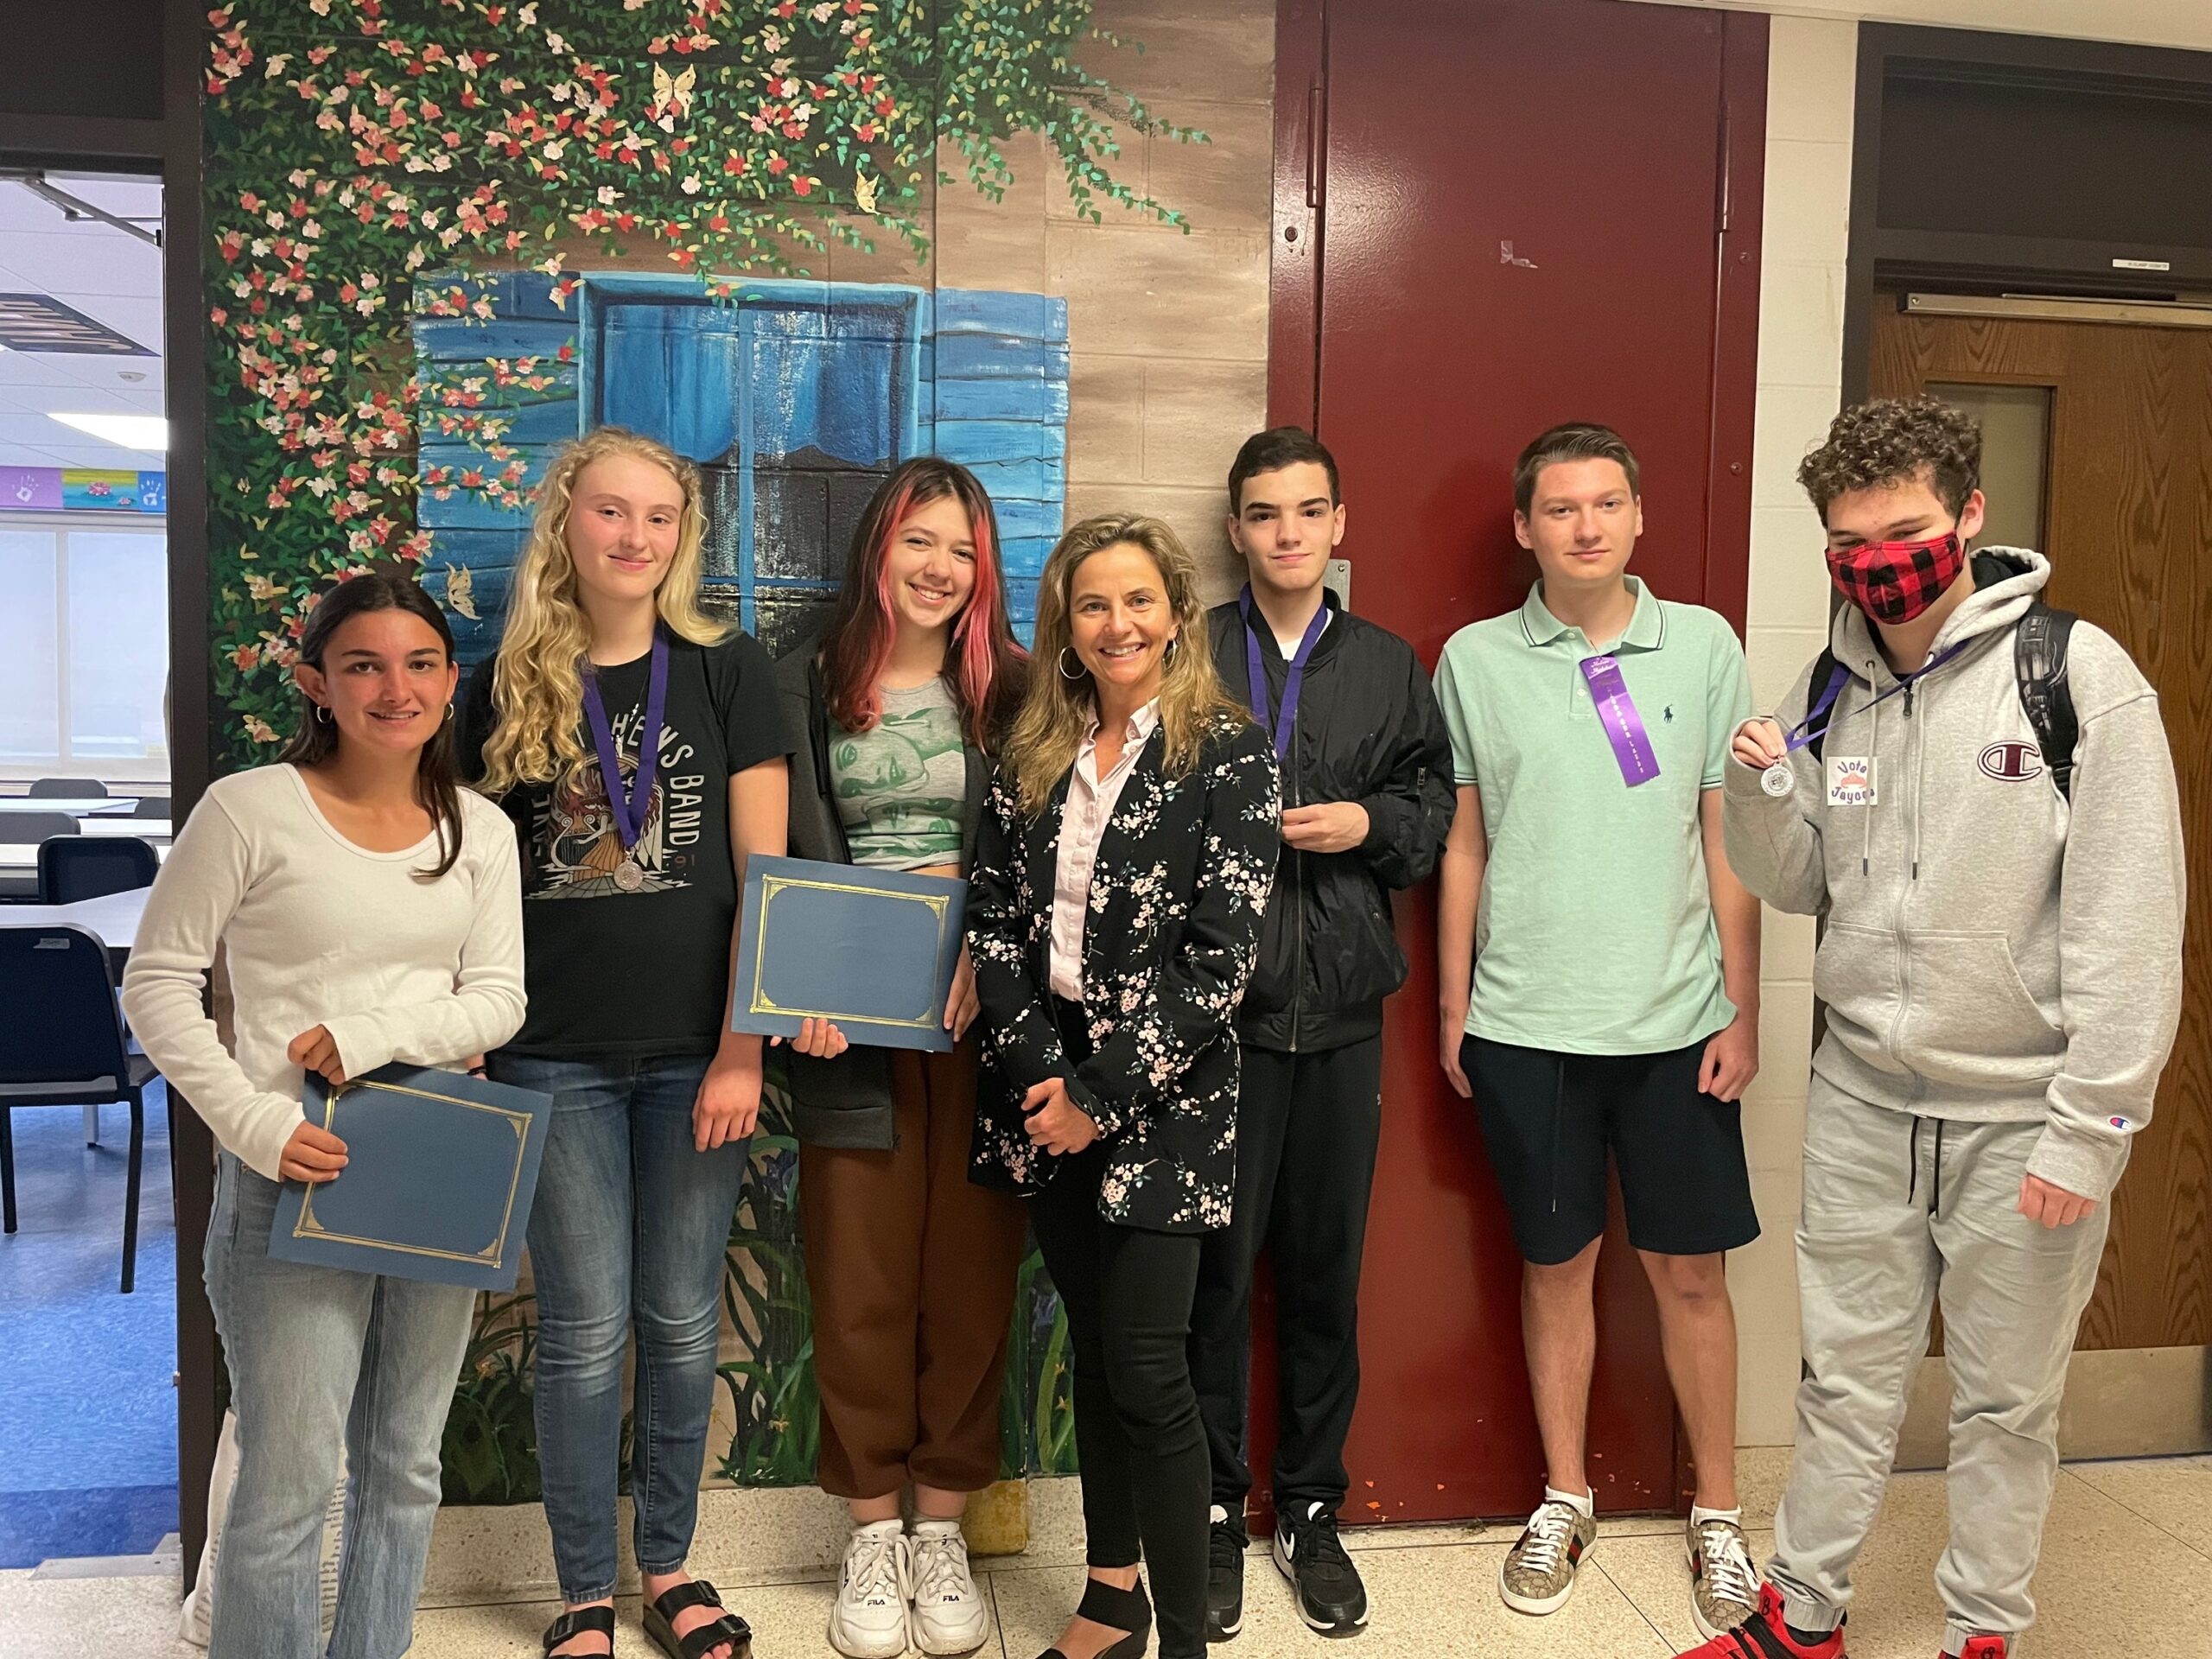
xmin=442 ymin=701 xmax=455 ymax=726
xmin=1058 ymin=647 xmax=1087 ymax=681
xmin=314 ymin=704 xmax=332 ymax=725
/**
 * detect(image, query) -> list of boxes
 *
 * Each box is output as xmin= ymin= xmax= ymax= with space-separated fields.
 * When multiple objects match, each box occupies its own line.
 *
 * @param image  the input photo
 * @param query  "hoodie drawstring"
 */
xmin=1907 ymin=1115 xmax=1920 ymax=1206
xmin=1862 ymin=676 xmax=1878 ymax=879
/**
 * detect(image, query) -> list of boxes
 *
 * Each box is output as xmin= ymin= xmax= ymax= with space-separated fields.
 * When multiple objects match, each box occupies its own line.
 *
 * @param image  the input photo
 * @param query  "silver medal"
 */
xmin=613 ymin=857 xmax=645 ymax=892
xmin=1760 ymin=760 xmax=1795 ymax=798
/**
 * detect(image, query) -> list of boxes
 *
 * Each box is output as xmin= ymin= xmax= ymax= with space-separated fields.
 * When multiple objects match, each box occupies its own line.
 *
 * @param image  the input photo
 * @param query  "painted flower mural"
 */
xmin=204 ymin=0 xmax=1203 ymax=1499
xmin=203 ymin=0 xmax=1197 ymax=766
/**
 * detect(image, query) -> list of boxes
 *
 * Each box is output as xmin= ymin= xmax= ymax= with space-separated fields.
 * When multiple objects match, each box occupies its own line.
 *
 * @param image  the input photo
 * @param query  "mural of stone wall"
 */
xmin=201 ymin=0 xmax=1273 ymax=1503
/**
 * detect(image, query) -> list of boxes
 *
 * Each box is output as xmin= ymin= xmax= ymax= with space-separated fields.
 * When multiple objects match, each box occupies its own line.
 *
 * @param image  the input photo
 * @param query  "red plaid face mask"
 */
xmin=1825 ymin=531 xmax=1966 ymax=626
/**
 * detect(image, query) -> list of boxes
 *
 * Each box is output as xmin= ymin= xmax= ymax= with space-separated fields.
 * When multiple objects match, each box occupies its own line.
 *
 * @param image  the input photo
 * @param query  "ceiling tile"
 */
xmin=0 ymin=230 xmax=163 ymax=308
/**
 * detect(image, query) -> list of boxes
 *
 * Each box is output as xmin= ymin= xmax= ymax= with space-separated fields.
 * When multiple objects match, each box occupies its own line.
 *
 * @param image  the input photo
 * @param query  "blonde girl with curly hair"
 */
xmin=459 ymin=425 xmax=790 ymax=1659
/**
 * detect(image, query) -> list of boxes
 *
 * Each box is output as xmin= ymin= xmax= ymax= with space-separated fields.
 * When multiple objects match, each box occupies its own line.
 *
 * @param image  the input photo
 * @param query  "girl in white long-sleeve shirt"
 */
xmin=123 ymin=567 xmax=524 ymax=1659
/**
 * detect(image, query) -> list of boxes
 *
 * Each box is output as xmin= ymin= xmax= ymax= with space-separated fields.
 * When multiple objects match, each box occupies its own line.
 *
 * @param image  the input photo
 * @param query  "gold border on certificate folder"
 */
xmin=748 ymin=873 xmax=950 ymax=1028
xmin=294 ymin=1077 xmax=531 ymax=1267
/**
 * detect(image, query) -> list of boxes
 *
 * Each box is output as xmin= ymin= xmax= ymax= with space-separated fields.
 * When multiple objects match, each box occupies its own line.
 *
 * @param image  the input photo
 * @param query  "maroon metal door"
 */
xmin=1260 ymin=0 xmax=1765 ymax=1523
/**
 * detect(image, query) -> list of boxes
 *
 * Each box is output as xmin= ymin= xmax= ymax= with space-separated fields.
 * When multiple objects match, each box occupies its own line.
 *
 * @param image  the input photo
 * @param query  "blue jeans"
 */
xmin=491 ymin=1051 xmax=747 ymax=1603
xmin=204 ymin=1153 xmax=476 ymax=1659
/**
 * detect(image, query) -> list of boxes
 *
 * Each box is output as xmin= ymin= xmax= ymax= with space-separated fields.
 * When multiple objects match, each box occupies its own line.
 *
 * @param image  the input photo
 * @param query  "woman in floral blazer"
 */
xmin=969 ymin=513 xmax=1278 ymax=1659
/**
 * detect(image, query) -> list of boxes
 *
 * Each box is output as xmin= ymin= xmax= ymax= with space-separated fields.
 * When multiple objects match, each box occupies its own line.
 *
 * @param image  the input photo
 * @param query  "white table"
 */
xmin=0 ymin=797 xmax=137 ymax=816
xmin=2 ymin=887 xmax=151 ymax=962
xmin=80 ymin=818 xmax=171 ymax=839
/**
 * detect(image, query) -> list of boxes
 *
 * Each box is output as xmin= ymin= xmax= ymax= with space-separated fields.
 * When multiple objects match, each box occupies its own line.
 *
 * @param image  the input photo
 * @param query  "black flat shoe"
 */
xmin=643 ymin=1579 xmax=753 ymax=1659
xmin=1035 ymin=1573 xmax=1152 ymax=1659
xmin=543 ymin=1605 xmax=615 ymax=1656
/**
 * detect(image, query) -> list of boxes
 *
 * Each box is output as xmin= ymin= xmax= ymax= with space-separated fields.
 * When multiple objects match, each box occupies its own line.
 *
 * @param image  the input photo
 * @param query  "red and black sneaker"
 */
xmin=1676 ymin=1586 xmax=1845 ymax=1657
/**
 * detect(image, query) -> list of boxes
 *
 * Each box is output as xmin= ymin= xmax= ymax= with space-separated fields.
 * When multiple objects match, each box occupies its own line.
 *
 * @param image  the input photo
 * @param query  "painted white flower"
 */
xmin=680 ymin=174 xmax=702 ymax=194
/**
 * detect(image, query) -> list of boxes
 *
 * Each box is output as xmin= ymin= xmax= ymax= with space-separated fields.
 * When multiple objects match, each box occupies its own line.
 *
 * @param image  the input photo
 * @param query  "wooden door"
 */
xmin=1872 ymin=305 xmax=2212 ymax=1351
xmin=1262 ymin=0 xmax=1766 ymax=1522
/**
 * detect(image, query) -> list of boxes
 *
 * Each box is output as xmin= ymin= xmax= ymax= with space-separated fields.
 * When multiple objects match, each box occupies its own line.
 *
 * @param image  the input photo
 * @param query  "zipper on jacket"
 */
xmin=1287 ymin=710 xmax=1305 ymax=1054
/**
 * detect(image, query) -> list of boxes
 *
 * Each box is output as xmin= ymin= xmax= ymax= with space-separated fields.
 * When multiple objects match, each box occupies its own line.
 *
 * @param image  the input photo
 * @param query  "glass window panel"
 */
xmin=0 ymin=529 xmax=60 ymax=762
xmin=66 ymin=529 xmax=168 ymax=761
xmin=1928 ymin=382 xmax=2050 ymax=554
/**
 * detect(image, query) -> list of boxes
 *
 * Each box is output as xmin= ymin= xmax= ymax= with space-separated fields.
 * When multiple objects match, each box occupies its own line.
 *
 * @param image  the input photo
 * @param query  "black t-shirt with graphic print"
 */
xmin=458 ymin=630 xmax=790 ymax=1058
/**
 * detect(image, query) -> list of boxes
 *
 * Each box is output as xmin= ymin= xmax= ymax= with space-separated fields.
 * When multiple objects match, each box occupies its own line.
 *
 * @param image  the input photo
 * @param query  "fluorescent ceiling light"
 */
xmin=49 ymin=411 xmax=167 ymax=453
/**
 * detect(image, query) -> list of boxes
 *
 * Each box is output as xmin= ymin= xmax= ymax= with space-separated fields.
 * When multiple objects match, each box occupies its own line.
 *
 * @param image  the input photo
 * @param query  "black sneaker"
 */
xmin=1206 ymin=1503 xmax=1245 ymax=1641
xmin=1272 ymin=1500 xmax=1370 ymax=1637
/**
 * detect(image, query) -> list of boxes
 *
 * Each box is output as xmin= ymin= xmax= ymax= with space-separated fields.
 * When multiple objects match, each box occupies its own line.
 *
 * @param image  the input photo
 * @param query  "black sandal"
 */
xmin=1036 ymin=1573 xmax=1152 ymax=1659
xmin=642 ymin=1579 xmax=753 ymax=1659
xmin=543 ymin=1605 xmax=616 ymax=1656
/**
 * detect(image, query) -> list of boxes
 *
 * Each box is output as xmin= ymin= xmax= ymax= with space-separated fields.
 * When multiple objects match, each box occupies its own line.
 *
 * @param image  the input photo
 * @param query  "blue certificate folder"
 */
xmin=731 ymin=855 xmax=965 ymax=1052
xmin=269 ymin=1065 xmax=553 ymax=1289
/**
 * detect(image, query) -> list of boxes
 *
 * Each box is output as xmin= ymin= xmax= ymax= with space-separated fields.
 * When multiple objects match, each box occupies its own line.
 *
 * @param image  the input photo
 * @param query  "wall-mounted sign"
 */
xmin=0 ymin=465 xmax=166 ymax=513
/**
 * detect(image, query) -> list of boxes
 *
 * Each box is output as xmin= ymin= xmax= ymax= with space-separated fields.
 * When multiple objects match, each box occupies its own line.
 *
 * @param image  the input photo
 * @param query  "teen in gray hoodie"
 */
xmin=1682 ymin=397 xmax=2184 ymax=1659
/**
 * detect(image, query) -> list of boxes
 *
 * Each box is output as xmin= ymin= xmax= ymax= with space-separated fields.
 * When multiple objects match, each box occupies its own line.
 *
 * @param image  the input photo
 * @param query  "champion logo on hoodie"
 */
xmin=1978 ymin=741 xmax=2043 ymax=783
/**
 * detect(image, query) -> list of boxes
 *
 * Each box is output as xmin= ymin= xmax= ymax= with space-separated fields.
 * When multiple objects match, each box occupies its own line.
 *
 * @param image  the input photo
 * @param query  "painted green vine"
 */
xmin=203 ymin=0 xmax=1199 ymax=767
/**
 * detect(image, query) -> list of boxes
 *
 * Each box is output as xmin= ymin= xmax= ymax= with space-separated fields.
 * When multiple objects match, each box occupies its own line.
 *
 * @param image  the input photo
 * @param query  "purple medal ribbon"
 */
xmin=580 ymin=626 xmax=670 ymax=855
xmin=1775 ymin=639 xmax=1970 ymax=757
xmin=1580 ymin=654 xmax=1662 ymax=787
xmin=1240 ymin=584 xmax=1330 ymax=761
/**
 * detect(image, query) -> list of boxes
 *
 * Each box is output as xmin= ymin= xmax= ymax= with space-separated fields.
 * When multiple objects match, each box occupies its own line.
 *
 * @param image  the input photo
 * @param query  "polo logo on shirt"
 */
xmin=1977 ymin=741 xmax=2043 ymax=783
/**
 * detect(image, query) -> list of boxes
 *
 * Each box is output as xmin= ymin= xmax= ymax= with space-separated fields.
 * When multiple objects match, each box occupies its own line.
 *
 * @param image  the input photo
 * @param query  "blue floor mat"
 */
xmin=0 ymin=1091 xmax=179 ymax=1563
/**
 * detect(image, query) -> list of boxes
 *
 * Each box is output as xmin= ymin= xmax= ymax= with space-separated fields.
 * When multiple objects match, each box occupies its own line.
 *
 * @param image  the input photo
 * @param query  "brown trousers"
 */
xmin=798 ymin=1040 xmax=1031 ymax=1499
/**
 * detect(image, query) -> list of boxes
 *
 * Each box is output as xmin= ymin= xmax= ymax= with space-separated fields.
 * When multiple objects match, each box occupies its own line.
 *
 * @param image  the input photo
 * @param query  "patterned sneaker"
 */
xmin=1497 ymin=1495 xmax=1597 ymax=1616
xmin=1950 ymin=1639 xmax=2008 ymax=1658
xmin=827 ymin=1520 xmax=911 ymax=1659
xmin=1675 ymin=1584 xmax=1846 ymax=1657
xmin=1688 ymin=1512 xmax=1760 ymax=1638
xmin=909 ymin=1518 xmax=988 ymax=1656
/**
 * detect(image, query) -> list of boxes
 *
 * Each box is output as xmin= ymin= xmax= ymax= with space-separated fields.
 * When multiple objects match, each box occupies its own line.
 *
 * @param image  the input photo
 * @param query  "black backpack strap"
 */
xmin=2014 ymin=602 xmax=2080 ymax=801
xmin=1802 ymin=645 xmax=1845 ymax=765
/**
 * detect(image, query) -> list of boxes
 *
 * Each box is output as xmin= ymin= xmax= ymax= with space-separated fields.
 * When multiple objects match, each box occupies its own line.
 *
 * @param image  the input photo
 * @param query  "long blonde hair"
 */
xmin=476 ymin=426 xmax=727 ymax=793
xmin=1001 ymin=513 xmax=1244 ymax=815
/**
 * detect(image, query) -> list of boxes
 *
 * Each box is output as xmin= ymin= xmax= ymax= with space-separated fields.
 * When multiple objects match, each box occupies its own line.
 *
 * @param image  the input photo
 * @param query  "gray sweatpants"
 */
xmin=1768 ymin=1078 xmax=2108 ymax=1656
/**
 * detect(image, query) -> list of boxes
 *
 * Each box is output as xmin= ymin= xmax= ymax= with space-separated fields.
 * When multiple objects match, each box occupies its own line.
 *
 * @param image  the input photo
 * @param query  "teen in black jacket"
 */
xmin=1190 ymin=429 xmax=1455 ymax=1642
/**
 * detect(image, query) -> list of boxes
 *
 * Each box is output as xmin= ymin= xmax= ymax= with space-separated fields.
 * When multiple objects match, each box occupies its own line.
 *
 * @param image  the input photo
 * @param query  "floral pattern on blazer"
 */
xmin=967 ymin=713 xmax=1281 ymax=1232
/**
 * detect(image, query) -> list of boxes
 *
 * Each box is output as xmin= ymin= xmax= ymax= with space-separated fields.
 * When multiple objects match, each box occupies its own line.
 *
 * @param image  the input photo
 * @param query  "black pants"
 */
xmin=1028 ymin=1001 xmax=1210 ymax=1659
xmin=1188 ymin=1036 xmax=1382 ymax=1529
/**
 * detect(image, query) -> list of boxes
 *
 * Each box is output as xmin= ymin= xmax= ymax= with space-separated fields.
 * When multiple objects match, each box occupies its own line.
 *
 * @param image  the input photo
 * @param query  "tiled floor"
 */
xmin=4 ymin=1451 xmax=2208 ymax=1657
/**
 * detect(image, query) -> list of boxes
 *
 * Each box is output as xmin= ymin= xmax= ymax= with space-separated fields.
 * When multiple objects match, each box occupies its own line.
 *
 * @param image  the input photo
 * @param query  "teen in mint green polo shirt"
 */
xmin=1432 ymin=423 xmax=1764 ymax=1642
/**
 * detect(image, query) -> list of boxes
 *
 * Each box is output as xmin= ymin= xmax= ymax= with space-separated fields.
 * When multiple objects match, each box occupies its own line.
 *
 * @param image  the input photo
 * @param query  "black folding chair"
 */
xmin=0 ymin=925 xmax=158 ymax=1293
xmin=38 ymin=836 xmax=159 ymax=905
xmin=27 ymin=778 xmax=106 ymax=799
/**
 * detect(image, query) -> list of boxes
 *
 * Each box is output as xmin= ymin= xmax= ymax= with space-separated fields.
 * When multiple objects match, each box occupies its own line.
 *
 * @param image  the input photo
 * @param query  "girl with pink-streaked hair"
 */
xmin=772 ymin=456 xmax=1033 ymax=1659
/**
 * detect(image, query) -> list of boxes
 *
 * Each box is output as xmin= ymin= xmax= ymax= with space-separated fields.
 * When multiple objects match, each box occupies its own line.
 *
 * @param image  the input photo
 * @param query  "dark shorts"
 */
xmin=1461 ymin=1034 xmax=1760 ymax=1266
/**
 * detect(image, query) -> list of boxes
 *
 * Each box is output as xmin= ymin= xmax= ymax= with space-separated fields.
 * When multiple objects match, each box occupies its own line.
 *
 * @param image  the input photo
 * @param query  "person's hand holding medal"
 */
xmin=1732 ymin=717 xmax=1796 ymax=797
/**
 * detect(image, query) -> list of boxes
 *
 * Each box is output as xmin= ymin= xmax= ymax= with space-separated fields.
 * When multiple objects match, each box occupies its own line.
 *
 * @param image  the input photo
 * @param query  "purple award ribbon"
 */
xmin=580 ymin=627 xmax=670 ymax=853
xmin=1239 ymin=584 xmax=1330 ymax=761
xmin=1580 ymin=654 xmax=1661 ymax=787
xmin=1775 ymin=639 xmax=1970 ymax=756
